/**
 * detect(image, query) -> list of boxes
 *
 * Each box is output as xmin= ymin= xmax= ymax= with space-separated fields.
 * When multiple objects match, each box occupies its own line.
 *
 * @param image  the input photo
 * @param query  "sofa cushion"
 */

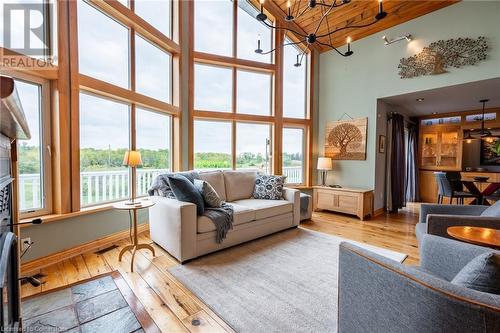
xmin=197 ymin=203 xmax=255 ymax=233
xmin=415 ymin=223 xmax=427 ymax=244
xmin=194 ymin=179 xmax=222 ymax=208
xmin=253 ymin=174 xmax=285 ymax=200
xmin=199 ymin=170 xmax=227 ymax=201
xmin=451 ymin=252 xmax=500 ymax=294
xmin=480 ymin=200 xmax=500 ymax=217
xmin=167 ymin=175 xmax=205 ymax=215
xmin=232 ymin=199 xmax=292 ymax=220
xmin=223 ymin=170 xmax=257 ymax=202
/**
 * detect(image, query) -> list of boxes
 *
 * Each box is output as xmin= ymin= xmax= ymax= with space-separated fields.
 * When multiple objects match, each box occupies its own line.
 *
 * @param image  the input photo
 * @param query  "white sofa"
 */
xmin=149 ymin=170 xmax=300 ymax=263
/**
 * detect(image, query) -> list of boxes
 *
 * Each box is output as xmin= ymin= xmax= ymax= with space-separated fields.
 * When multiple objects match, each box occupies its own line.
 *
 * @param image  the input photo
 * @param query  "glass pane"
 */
xmin=440 ymin=132 xmax=458 ymax=167
xmin=236 ymin=123 xmax=271 ymax=173
xmin=136 ymin=34 xmax=172 ymax=102
xmin=194 ymin=0 xmax=233 ymax=56
xmin=237 ymin=3 xmax=272 ymax=63
xmin=135 ymin=0 xmax=171 ymax=37
xmin=194 ymin=120 xmax=232 ymax=170
xmin=80 ymin=93 xmax=130 ymax=206
xmin=237 ymin=70 xmax=271 ymax=116
xmin=194 ymin=64 xmax=232 ymax=112
xmin=421 ymin=133 xmax=438 ymax=168
xmin=78 ymin=1 xmax=129 ymax=88
xmin=283 ymin=38 xmax=307 ymax=118
xmin=282 ymin=128 xmax=304 ymax=184
xmin=136 ymin=108 xmax=171 ymax=196
xmin=16 ymin=80 xmax=44 ymax=211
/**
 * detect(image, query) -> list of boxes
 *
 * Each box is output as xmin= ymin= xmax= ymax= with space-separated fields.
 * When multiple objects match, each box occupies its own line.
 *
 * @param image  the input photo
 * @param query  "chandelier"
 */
xmin=254 ymin=0 xmax=388 ymax=66
xmin=464 ymin=99 xmax=494 ymax=143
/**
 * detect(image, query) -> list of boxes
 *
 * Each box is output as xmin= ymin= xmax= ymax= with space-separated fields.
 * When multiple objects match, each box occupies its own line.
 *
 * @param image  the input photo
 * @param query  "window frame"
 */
xmin=14 ymin=73 xmax=53 ymax=219
xmin=282 ymin=125 xmax=307 ymax=186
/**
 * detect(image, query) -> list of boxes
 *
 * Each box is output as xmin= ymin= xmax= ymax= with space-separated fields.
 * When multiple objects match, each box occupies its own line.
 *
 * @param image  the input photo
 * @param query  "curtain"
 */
xmin=386 ymin=113 xmax=406 ymax=212
xmin=405 ymin=123 xmax=419 ymax=202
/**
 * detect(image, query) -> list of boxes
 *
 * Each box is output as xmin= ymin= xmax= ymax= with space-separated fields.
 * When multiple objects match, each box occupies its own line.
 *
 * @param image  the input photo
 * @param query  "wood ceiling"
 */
xmin=271 ymin=0 xmax=459 ymax=52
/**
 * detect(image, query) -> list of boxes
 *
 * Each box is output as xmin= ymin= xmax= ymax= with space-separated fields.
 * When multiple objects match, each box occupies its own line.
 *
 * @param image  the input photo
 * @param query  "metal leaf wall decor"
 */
xmin=398 ymin=37 xmax=488 ymax=79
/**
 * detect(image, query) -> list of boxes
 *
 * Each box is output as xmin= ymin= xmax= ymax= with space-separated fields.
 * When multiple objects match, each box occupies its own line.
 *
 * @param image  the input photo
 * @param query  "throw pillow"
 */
xmin=194 ymin=179 xmax=223 ymax=208
xmin=480 ymin=200 xmax=500 ymax=217
xmin=451 ymin=252 xmax=500 ymax=294
xmin=166 ymin=175 xmax=205 ymax=215
xmin=148 ymin=171 xmax=200 ymax=197
xmin=253 ymin=174 xmax=285 ymax=200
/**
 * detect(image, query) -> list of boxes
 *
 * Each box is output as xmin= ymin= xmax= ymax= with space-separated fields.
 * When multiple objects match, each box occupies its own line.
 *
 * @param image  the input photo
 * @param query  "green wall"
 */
xmin=318 ymin=1 xmax=500 ymax=209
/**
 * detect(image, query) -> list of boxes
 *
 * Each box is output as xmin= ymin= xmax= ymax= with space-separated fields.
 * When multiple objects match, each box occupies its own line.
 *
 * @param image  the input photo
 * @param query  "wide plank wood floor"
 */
xmin=21 ymin=206 xmax=420 ymax=332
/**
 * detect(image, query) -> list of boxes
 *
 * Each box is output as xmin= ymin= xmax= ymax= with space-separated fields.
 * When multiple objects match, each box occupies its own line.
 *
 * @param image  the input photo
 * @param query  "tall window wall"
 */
xmin=191 ymin=0 xmax=311 ymax=184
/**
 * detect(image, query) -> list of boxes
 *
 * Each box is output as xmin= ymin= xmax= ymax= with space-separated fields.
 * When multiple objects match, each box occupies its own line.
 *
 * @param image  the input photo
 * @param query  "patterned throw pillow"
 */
xmin=253 ymin=175 xmax=285 ymax=200
xmin=194 ymin=179 xmax=223 ymax=208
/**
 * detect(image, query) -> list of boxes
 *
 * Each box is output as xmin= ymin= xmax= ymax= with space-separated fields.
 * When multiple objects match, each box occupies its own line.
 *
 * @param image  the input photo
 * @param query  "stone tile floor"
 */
xmin=22 ymin=275 xmax=143 ymax=333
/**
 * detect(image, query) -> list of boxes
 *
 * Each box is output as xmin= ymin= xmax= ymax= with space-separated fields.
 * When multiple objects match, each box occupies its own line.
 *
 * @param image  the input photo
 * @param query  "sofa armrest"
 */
xmin=420 ymin=234 xmax=497 ymax=281
xmin=426 ymin=214 xmax=500 ymax=239
xmin=419 ymin=203 xmax=488 ymax=224
xmin=149 ymin=196 xmax=197 ymax=262
xmin=283 ymin=187 xmax=300 ymax=226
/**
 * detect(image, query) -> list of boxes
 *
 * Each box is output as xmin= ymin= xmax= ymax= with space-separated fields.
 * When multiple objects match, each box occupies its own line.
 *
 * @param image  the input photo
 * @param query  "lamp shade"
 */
xmin=317 ymin=157 xmax=332 ymax=170
xmin=123 ymin=150 xmax=142 ymax=167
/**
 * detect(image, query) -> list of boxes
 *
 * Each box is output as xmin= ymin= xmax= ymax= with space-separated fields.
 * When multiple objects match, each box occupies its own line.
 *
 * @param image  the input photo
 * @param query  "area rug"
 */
xmin=169 ymin=228 xmax=407 ymax=333
xmin=22 ymin=271 xmax=160 ymax=333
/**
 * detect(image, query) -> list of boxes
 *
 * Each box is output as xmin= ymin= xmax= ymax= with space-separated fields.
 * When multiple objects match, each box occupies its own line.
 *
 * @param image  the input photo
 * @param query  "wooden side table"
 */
xmin=447 ymin=226 xmax=500 ymax=249
xmin=113 ymin=200 xmax=155 ymax=272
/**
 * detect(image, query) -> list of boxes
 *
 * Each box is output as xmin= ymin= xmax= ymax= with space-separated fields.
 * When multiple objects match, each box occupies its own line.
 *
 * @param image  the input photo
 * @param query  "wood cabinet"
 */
xmin=420 ymin=125 xmax=462 ymax=171
xmin=313 ymin=186 xmax=373 ymax=220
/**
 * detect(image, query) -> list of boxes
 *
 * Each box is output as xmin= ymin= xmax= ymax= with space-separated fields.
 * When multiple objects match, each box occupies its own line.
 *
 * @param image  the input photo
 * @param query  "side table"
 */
xmin=113 ymin=200 xmax=155 ymax=272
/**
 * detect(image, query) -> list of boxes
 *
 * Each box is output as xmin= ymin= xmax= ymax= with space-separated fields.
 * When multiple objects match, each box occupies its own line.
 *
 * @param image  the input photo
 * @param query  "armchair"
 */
xmin=338 ymin=235 xmax=500 ymax=333
xmin=416 ymin=203 xmax=500 ymax=244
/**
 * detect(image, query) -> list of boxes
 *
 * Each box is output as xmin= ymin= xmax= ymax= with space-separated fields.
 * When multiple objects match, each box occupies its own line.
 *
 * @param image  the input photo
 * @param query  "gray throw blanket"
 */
xmin=300 ymin=193 xmax=311 ymax=217
xmin=204 ymin=203 xmax=234 ymax=243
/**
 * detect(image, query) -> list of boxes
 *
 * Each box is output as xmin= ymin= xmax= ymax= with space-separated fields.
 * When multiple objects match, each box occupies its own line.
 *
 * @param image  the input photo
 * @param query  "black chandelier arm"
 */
xmin=258 ymin=39 xmax=307 ymax=55
xmin=261 ymin=20 xmax=307 ymax=38
xmin=298 ymin=46 xmax=308 ymax=65
xmin=292 ymin=3 xmax=311 ymax=22
xmin=316 ymin=0 xmax=348 ymax=8
xmin=316 ymin=40 xmax=350 ymax=57
xmin=316 ymin=19 xmax=381 ymax=38
xmin=312 ymin=0 xmax=337 ymax=36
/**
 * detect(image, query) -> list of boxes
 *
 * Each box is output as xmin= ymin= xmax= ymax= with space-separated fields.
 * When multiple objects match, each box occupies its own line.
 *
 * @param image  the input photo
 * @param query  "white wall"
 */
xmin=318 ymin=1 xmax=500 ymax=209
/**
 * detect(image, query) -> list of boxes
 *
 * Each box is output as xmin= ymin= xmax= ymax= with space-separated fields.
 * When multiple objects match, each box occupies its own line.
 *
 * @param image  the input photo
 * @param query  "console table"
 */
xmin=313 ymin=186 xmax=373 ymax=220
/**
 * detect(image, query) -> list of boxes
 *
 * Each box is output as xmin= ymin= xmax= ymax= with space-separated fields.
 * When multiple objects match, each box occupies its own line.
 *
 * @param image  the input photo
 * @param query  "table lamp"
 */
xmin=123 ymin=150 xmax=142 ymax=205
xmin=317 ymin=157 xmax=332 ymax=186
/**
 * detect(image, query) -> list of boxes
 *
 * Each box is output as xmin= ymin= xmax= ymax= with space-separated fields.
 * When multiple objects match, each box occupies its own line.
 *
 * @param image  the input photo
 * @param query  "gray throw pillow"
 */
xmin=451 ymin=252 xmax=500 ymax=294
xmin=148 ymin=171 xmax=200 ymax=197
xmin=166 ymin=175 xmax=205 ymax=215
xmin=253 ymin=174 xmax=285 ymax=200
xmin=480 ymin=200 xmax=500 ymax=217
xmin=194 ymin=179 xmax=222 ymax=208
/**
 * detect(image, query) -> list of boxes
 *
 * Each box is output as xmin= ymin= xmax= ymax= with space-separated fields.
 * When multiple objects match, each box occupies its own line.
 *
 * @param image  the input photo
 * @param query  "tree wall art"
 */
xmin=324 ymin=117 xmax=368 ymax=160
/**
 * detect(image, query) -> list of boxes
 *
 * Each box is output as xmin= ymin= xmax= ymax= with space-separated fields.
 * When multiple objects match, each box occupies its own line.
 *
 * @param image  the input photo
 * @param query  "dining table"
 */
xmin=461 ymin=177 xmax=500 ymax=205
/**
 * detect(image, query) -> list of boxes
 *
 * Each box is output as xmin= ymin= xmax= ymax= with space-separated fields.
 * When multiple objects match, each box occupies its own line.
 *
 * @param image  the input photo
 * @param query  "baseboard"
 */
xmin=21 ymin=223 xmax=150 ymax=274
xmin=373 ymin=207 xmax=386 ymax=217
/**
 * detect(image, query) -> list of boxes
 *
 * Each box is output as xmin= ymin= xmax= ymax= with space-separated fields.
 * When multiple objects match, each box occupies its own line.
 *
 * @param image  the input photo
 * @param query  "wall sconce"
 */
xmin=382 ymin=34 xmax=412 ymax=45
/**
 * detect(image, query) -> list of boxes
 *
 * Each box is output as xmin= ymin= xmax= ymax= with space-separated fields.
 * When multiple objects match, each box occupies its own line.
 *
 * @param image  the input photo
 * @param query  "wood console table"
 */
xmin=313 ymin=186 xmax=373 ymax=220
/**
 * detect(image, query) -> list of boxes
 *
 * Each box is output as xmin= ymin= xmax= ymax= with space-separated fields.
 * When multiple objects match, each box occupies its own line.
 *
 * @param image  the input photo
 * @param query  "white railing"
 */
xmin=19 ymin=166 xmax=303 ymax=209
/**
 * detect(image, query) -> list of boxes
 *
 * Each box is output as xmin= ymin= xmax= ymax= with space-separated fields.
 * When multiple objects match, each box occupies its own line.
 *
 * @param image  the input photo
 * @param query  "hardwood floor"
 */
xmin=21 ymin=207 xmax=420 ymax=332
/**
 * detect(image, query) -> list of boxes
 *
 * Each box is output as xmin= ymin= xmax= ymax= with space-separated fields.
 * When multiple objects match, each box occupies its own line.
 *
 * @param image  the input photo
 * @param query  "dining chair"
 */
xmin=433 ymin=172 xmax=478 ymax=204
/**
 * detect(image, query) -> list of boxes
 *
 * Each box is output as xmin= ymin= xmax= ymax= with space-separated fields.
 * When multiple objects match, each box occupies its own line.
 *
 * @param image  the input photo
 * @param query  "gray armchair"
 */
xmin=338 ymin=235 xmax=500 ymax=333
xmin=416 ymin=203 xmax=500 ymax=244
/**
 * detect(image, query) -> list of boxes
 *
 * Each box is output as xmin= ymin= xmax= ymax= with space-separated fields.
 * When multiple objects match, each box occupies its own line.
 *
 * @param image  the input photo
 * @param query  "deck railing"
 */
xmin=19 ymin=166 xmax=303 ymax=209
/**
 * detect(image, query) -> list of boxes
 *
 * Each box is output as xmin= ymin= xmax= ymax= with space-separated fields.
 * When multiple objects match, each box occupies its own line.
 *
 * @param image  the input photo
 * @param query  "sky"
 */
xmin=9 ymin=0 xmax=306 ymax=157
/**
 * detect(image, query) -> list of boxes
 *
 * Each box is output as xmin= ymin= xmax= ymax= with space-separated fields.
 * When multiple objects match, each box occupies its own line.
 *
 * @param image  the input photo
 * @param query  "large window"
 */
xmin=136 ymin=108 xmax=172 ymax=196
xmin=236 ymin=70 xmax=272 ymax=115
xmin=16 ymin=79 xmax=51 ymax=215
xmin=135 ymin=34 xmax=172 ymax=103
xmin=237 ymin=3 xmax=273 ymax=63
xmin=194 ymin=64 xmax=232 ymax=112
xmin=194 ymin=0 xmax=233 ymax=56
xmin=194 ymin=120 xmax=232 ymax=170
xmin=134 ymin=0 xmax=171 ymax=37
xmin=77 ymin=0 xmax=129 ymax=88
xmin=79 ymin=93 xmax=130 ymax=206
xmin=283 ymin=38 xmax=307 ymax=119
xmin=236 ymin=123 xmax=271 ymax=173
xmin=282 ymin=128 xmax=304 ymax=184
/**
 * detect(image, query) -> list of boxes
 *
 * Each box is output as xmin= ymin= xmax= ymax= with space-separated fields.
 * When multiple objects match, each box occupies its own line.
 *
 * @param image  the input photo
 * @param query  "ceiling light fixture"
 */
xmin=464 ymin=99 xmax=494 ymax=142
xmin=416 ymin=98 xmax=425 ymax=102
xmin=382 ymin=34 xmax=412 ymax=45
xmin=254 ymin=0 xmax=388 ymax=66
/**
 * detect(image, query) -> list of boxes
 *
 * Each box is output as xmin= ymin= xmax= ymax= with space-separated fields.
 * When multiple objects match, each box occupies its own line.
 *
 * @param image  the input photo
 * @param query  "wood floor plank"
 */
xmin=182 ymin=310 xmax=230 ymax=333
xmin=20 ymin=269 xmax=42 ymax=298
xmin=40 ymin=262 xmax=66 ymax=292
xmin=59 ymin=255 xmax=91 ymax=285
xmin=82 ymin=252 xmax=112 ymax=277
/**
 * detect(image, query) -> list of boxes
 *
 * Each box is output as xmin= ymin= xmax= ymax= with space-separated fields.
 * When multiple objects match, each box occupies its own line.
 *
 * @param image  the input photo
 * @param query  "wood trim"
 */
xmin=88 ymin=0 xmax=180 ymax=54
xmin=21 ymin=223 xmax=150 ymax=274
xmin=79 ymin=75 xmax=180 ymax=115
xmin=273 ymin=25 xmax=284 ymax=176
xmin=373 ymin=207 xmax=386 ymax=217
xmin=193 ymin=110 xmax=275 ymax=124
xmin=0 ymin=47 xmax=58 ymax=80
xmin=187 ymin=0 xmax=195 ymax=170
xmin=193 ymin=51 xmax=275 ymax=73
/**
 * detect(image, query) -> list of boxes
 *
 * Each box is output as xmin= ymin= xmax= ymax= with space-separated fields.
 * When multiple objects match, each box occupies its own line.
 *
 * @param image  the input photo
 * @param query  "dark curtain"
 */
xmin=405 ymin=122 xmax=419 ymax=202
xmin=387 ymin=113 xmax=406 ymax=212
